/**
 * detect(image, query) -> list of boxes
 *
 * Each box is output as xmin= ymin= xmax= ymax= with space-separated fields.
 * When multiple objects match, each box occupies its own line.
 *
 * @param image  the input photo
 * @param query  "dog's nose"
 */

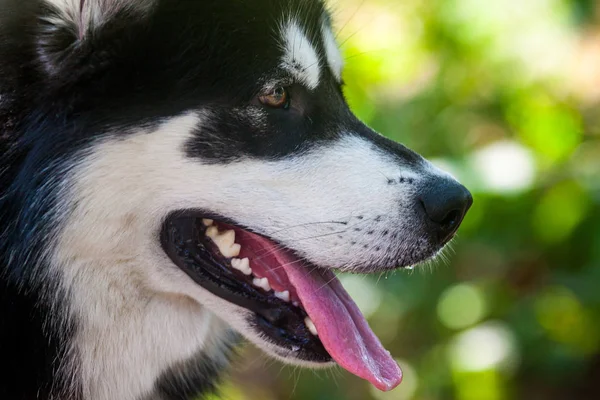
xmin=419 ymin=178 xmax=473 ymax=243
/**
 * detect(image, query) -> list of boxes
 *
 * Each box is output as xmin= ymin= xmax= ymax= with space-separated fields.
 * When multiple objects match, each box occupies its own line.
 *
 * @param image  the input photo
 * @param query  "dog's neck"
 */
xmin=2 ymin=215 xmax=236 ymax=400
xmin=50 ymin=212 xmax=235 ymax=400
xmin=69 ymin=273 xmax=226 ymax=400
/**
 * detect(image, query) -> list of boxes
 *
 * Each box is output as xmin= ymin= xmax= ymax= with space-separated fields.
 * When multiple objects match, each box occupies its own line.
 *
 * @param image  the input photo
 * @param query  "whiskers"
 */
xmin=248 ymin=215 xmax=376 ymax=262
xmin=408 ymin=237 xmax=457 ymax=275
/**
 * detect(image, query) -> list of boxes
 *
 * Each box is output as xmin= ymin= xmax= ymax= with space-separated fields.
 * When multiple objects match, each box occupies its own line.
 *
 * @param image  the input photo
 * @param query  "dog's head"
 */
xmin=10 ymin=0 xmax=472 ymax=393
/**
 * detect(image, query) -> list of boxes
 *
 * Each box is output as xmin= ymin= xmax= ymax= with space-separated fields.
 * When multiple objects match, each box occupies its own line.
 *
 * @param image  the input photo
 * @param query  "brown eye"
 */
xmin=259 ymin=87 xmax=289 ymax=109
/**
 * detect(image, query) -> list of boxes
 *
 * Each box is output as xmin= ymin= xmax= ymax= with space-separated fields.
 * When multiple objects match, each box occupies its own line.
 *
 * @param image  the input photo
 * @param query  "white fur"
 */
xmin=52 ymin=115 xmax=236 ymax=400
xmin=280 ymin=20 xmax=321 ymax=89
xmin=52 ymin=113 xmax=448 ymax=399
xmin=321 ymin=23 xmax=344 ymax=81
xmin=44 ymin=0 xmax=154 ymax=38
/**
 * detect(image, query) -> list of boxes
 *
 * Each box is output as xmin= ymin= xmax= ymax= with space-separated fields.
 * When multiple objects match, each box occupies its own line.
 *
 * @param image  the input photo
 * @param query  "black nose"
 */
xmin=419 ymin=179 xmax=473 ymax=243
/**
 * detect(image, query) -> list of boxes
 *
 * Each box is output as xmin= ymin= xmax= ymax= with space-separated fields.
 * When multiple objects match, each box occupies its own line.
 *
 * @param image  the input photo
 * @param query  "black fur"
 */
xmin=0 ymin=1 xmax=438 ymax=398
xmin=0 ymin=281 xmax=80 ymax=400
xmin=150 ymin=336 xmax=239 ymax=400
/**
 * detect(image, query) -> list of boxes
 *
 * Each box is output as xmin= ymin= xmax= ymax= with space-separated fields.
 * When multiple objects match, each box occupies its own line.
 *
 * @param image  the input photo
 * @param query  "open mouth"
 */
xmin=160 ymin=212 xmax=402 ymax=391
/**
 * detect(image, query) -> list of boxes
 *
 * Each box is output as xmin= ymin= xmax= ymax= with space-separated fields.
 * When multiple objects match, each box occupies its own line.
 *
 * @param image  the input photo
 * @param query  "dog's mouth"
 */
xmin=160 ymin=212 xmax=402 ymax=391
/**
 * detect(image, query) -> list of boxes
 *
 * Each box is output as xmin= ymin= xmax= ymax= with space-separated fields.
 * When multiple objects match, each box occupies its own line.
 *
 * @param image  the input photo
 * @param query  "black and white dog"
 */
xmin=0 ymin=0 xmax=472 ymax=399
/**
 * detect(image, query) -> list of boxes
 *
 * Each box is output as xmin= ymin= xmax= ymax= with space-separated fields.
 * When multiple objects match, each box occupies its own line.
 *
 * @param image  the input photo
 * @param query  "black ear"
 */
xmin=36 ymin=3 xmax=80 ymax=77
xmin=42 ymin=1 xmax=154 ymax=35
xmin=35 ymin=0 xmax=154 ymax=76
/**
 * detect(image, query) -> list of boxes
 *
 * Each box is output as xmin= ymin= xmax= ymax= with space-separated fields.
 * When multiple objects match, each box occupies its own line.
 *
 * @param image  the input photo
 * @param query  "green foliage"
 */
xmin=221 ymin=0 xmax=600 ymax=398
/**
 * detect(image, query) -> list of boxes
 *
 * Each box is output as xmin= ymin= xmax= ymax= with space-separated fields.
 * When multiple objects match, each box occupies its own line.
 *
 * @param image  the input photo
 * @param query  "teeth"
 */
xmin=238 ymin=257 xmax=252 ymax=275
xmin=231 ymin=257 xmax=252 ymax=275
xmin=202 ymin=219 xmax=213 ymax=226
xmin=205 ymin=226 xmax=219 ymax=239
xmin=274 ymin=290 xmax=290 ymax=302
xmin=220 ymin=243 xmax=241 ymax=258
xmin=221 ymin=229 xmax=235 ymax=245
xmin=252 ymin=277 xmax=271 ymax=292
xmin=304 ymin=317 xmax=318 ymax=336
xmin=207 ymin=228 xmax=241 ymax=258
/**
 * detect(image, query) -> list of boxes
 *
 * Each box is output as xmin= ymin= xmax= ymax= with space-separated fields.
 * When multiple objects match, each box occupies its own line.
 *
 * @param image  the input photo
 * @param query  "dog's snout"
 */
xmin=419 ymin=179 xmax=473 ymax=243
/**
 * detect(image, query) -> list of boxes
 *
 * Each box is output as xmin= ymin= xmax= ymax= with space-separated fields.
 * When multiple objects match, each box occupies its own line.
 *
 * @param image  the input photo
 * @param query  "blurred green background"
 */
xmin=215 ymin=0 xmax=600 ymax=399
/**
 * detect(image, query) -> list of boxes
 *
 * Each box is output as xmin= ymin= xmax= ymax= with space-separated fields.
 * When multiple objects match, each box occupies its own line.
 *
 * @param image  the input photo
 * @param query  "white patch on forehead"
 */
xmin=280 ymin=21 xmax=321 ymax=89
xmin=321 ymin=23 xmax=344 ymax=81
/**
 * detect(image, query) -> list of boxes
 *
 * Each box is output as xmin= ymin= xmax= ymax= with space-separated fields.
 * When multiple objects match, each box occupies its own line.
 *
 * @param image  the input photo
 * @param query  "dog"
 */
xmin=0 ymin=1 xmax=472 ymax=399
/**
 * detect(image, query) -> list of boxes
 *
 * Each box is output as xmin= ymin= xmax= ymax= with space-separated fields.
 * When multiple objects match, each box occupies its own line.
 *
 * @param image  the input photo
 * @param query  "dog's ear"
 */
xmin=37 ymin=0 xmax=153 ymax=76
xmin=43 ymin=0 xmax=154 ymax=38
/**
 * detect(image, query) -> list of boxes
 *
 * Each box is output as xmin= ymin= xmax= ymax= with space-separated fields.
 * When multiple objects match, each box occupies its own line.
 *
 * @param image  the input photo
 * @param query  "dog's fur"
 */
xmin=0 ymin=1 xmax=469 ymax=399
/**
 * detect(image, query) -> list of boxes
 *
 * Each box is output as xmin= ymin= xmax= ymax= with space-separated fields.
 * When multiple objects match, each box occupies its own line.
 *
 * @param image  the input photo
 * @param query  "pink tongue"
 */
xmin=231 ymin=227 xmax=401 ymax=391
xmin=283 ymin=260 xmax=402 ymax=391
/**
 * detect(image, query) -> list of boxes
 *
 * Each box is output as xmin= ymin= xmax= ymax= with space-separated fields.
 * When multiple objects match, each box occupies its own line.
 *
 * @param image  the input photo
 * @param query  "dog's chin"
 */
xmin=242 ymin=322 xmax=337 ymax=368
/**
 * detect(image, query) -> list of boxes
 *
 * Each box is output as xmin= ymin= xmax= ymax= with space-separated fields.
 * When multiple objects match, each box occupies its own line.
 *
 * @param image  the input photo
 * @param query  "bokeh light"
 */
xmin=535 ymin=286 xmax=600 ymax=354
xmin=448 ymin=322 xmax=519 ymax=373
xmin=471 ymin=141 xmax=536 ymax=194
xmin=437 ymin=283 xmax=487 ymax=330
xmin=532 ymin=180 xmax=591 ymax=243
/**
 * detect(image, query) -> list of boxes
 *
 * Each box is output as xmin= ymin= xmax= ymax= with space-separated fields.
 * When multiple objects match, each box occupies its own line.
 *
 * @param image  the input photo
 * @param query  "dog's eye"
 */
xmin=259 ymin=87 xmax=290 ymax=109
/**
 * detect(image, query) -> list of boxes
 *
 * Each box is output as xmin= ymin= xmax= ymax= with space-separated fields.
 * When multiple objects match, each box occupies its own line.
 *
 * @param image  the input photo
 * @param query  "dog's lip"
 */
xmin=160 ymin=211 xmax=402 ymax=392
xmin=160 ymin=213 xmax=331 ymax=362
